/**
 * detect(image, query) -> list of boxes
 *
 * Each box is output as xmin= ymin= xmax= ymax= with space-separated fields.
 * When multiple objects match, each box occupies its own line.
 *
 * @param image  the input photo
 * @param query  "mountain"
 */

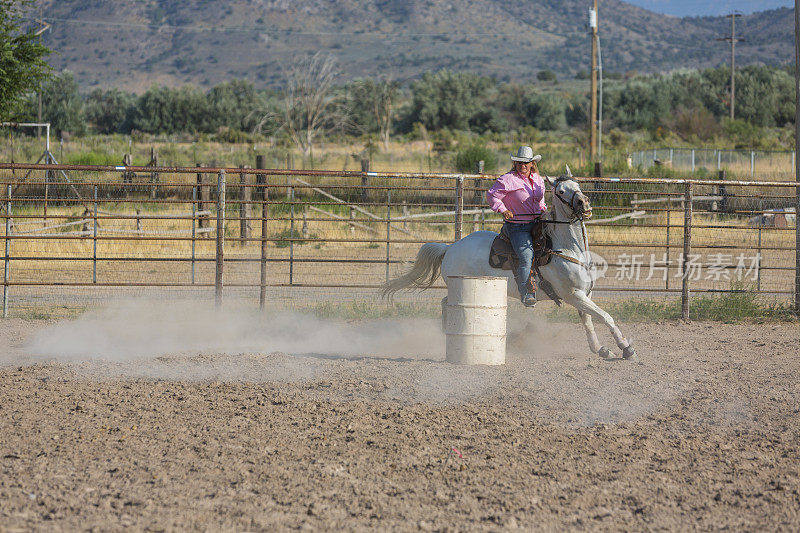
xmin=624 ymin=1 xmax=793 ymax=18
xmin=32 ymin=0 xmax=793 ymax=93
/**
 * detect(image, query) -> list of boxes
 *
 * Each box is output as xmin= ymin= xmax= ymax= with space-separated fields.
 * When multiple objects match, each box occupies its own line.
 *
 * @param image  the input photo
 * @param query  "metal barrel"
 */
xmin=445 ymin=276 xmax=507 ymax=365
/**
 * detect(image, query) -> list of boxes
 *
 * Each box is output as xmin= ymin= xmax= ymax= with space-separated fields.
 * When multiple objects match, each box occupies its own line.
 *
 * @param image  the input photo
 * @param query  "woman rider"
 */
xmin=486 ymin=146 xmax=547 ymax=307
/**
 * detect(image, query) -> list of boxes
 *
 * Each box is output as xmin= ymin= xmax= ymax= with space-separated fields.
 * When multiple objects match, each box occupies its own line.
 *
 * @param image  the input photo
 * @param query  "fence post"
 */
xmin=150 ymin=146 xmax=159 ymax=199
xmin=3 ymin=185 xmax=11 ymax=318
xmin=757 ymin=222 xmax=762 ymax=292
xmin=255 ymin=155 xmax=266 ymax=207
xmin=751 ymin=150 xmax=755 ymax=177
xmin=215 ymin=169 xmax=226 ymax=308
xmin=259 ymin=172 xmax=268 ymax=310
xmin=191 ymin=186 xmax=196 ymax=285
xmin=361 ymin=159 xmax=370 ymax=204
xmin=665 ymin=197 xmax=670 ymax=292
xmin=289 ymin=187 xmax=294 ymax=285
xmin=93 ymin=186 xmax=98 ymax=284
xmin=796 ymin=8 xmax=800 ymax=314
xmin=386 ymin=188 xmax=391 ymax=282
xmin=473 ymin=160 xmax=484 ymax=206
xmin=691 ymin=149 xmax=695 ymax=172
xmin=286 ymin=153 xmax=293 ymax=200
xmin=197 ymin=164 xmax=209 ymax=229
xmin=681 ymin=181 xmax=693 ymax=321
xmin=455 ymin=175 xmax=464 ymax=241
xmin=239 ymin=165 xmax=251 ymax=244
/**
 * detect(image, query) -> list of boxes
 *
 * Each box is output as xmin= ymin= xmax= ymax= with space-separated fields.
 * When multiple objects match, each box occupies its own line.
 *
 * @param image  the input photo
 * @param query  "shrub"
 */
xmin=453 ymin=143 xmax=499 ymax=173
xmin=536 ymin=70 xmax=557 ymax=82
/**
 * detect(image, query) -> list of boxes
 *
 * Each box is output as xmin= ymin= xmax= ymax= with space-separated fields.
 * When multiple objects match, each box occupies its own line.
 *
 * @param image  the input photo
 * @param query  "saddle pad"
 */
xmin=488 ymin=232 xmax=553 ymax=270
xmin=489 ymin=233 xmax=514 ymax=270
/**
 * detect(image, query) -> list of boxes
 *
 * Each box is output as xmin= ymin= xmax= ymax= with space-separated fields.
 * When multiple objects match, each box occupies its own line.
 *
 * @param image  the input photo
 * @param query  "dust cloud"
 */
xmin=18 ymin=300 xmax=695 ymax=420
xmin=24 ymin=300 xmax=446 ymax=364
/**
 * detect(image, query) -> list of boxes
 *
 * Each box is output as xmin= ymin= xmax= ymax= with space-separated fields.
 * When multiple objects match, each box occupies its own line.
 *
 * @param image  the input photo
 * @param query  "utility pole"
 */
xmin=717 ymin=13 xmax=743 ymax=120
xmin=34 ymin=12 xmax=51 ymax=140
xmin=589 ymin=0 xmax=598 ymax=164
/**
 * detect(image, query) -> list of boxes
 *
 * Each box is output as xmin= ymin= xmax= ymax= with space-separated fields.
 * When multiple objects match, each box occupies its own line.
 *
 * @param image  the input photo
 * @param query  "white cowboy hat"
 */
xmin=510 ymin=145 xmax=542 ymax=163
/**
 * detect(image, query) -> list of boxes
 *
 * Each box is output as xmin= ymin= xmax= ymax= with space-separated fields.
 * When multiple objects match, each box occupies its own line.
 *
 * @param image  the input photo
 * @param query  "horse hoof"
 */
xmin=622 ymin=345 xmax=636 ymax=360
xmin=598 ymin=347 xmax=611 ymax=359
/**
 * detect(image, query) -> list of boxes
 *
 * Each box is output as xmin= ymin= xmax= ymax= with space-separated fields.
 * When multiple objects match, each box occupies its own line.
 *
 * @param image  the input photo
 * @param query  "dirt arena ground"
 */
xmin=0 ymin=304 xmax=798 ymax=531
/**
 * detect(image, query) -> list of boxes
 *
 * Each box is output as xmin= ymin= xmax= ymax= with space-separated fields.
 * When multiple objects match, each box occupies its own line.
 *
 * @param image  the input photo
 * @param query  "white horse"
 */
xmin=383 ymin=167 xmax=637 ymax=360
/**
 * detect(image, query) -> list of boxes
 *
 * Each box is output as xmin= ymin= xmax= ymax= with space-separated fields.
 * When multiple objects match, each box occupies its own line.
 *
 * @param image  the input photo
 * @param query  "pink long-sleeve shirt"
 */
xmin=486 ymin=170 xmax=547 ymax=222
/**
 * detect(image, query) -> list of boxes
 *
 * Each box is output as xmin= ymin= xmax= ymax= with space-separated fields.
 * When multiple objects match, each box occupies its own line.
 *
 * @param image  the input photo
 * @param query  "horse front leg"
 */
xmin=567 ymin=292 xmax=637 ymax=360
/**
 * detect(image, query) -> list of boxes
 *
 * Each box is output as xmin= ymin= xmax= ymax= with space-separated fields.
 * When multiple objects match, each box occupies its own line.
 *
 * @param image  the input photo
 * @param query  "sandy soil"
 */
xmin=0 ymin=308 xmax=798 ymax=531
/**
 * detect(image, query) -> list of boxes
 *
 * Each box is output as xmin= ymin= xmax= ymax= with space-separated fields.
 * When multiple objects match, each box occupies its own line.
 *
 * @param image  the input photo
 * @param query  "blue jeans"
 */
xmin=504 ymin=221 xmax=535 ymax=301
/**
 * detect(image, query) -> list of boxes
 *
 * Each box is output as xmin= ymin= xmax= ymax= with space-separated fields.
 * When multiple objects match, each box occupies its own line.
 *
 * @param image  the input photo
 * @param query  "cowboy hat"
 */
xmin=510 ymin=145 xmax=542 ymax=163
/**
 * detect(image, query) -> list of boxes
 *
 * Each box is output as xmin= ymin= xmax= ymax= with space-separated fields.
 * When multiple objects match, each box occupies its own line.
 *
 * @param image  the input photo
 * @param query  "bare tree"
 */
xmin=348 ymin=77 xmax=399 ymax=151
xmin=256 ymin=53 xmax=346 ymax=161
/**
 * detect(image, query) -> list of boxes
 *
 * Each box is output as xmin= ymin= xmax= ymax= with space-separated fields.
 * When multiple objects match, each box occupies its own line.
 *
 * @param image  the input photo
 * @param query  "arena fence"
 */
xmin=0 ymin=162 xmax=798 ymax=320
xmin=630 ymin=148 xmax=795 ymax=180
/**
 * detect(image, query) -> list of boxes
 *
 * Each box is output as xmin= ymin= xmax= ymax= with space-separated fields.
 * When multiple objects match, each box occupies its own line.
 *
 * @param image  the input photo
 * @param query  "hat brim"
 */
xmin=511 ymin=154 xmax=542 ymax=163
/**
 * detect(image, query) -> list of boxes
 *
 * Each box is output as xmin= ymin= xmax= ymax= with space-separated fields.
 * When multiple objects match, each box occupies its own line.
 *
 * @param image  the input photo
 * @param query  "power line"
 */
xmin=29 ymin=15 xmax=791 ymax=50
xmin=26 ymin=16 xmax=576 ymax=38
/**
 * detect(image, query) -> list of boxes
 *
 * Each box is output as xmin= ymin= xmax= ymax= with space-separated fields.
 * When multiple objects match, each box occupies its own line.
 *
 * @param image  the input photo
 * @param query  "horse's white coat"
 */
xmin=383 ymin=169 xmax=635 ymax=358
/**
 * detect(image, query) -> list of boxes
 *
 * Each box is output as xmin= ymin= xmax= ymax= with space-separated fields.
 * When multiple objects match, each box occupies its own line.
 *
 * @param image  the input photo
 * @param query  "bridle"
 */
xmin=551 ymin=176 xmax=590 ymax=223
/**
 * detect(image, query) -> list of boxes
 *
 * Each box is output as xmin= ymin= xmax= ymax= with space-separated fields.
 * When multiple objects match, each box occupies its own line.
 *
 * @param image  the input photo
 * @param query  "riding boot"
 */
xmin=522 ymin=272 xmax=537 ymax=307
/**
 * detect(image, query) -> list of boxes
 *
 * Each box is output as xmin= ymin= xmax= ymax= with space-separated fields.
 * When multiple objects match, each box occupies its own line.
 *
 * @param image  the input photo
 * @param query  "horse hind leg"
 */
xmin=578 ymin=310 xmax=608 ymax=358
xmin=568 ymin=293 xmax=637 ymax=361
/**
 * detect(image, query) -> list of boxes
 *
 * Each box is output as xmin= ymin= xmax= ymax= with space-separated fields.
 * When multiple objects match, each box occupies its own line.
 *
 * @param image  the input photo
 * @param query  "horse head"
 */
xmin=545 ymin=165 xmax=592 ymax=220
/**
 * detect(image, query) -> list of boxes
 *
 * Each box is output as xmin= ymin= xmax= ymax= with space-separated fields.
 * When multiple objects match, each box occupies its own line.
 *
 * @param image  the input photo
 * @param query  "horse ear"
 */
xmin=565 ymin=164 xmax=572 ymax=178
xmin=544 ymin=175 xmax=555 ymax=187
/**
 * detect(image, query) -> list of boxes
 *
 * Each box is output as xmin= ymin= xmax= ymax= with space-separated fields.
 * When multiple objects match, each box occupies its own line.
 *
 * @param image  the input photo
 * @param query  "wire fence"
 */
xmin=630 ymin=148 xmax=795 ymax=180
xmin=0 ymin=163 xmax=797 ymax=319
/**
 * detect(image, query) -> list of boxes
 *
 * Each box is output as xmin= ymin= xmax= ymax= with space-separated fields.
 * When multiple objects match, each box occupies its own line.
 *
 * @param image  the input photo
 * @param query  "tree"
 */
xmin=526 ymin=93 xmax=566 ymax=131
xmin=0 ymin=0 xmax=52 ymax=120
xmin=86 ymin=88 xmax=137 ymax=134
xmin=257 ymin=53 xmax=347 ymax=159
xmin=206 ymin=79 xmax=261 ymax=132
xmin=346 ymin=77 xmax=399 ymax=150
xmin=128 ymin=85 xmax=210 ymax=134
xmin=36 ymin=71 xmax=86 ymax=136
xmin=407 ymin=70 xmax=494 ymax=131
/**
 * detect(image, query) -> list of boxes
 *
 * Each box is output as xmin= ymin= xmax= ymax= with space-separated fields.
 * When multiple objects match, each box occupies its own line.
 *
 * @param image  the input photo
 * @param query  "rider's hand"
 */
xmin=502 ymin=210 xmax=514 ymax=221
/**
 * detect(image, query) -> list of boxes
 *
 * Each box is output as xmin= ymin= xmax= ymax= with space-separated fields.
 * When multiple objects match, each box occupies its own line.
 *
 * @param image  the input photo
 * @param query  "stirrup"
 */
xmin=522 ymin=294 xmax=537 ymax=307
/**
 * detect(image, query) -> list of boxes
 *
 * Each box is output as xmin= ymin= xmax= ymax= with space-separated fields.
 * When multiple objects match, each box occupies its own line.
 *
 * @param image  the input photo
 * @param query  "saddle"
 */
xmin=489 ymin=221 xmax=562 ymax=305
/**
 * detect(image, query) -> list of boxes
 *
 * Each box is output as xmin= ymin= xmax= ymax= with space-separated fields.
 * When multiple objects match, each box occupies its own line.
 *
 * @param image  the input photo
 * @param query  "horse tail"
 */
xmin=382 ymin=242 xmax=449 ymax=300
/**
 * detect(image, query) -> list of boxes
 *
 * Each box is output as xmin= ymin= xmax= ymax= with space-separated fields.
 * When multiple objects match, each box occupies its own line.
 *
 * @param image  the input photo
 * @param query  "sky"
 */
xmin=625 ymin=0 xmax=793 ymax=17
